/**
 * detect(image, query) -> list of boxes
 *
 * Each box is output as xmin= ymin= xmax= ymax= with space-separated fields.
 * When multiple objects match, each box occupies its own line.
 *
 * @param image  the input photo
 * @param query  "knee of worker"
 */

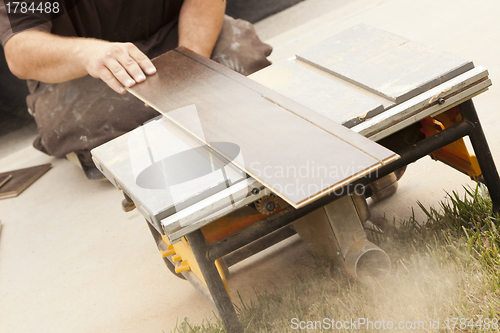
xmin=29 ymin=76 xmax=159 ymax=159
xmin=212 ymin=15 xmax=272 ymax=76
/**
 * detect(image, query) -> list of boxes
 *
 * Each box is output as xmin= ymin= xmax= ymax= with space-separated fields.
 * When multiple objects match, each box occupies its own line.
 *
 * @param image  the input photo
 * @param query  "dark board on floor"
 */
xmin=0 ymin=164 xmax=51 ymax=199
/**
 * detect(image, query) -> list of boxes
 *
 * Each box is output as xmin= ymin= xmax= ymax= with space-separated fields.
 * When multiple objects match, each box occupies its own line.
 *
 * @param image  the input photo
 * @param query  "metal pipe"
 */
xmin=334 ymin=193 xmax=391 ymax=279
xmin=186 ymin=230 xmax=244 ymax=333
xmin=374 ymin=120 xmax=473 ymax=177
xmin=344 ymin=239 xmax=391 ymax=279
xmin=459 ymin=99 xmax=500 ymax=215
xmin=223 ymin=224 xmax=297 ymax=267
xmin=293 ymin=194 xmax=391 ymax=279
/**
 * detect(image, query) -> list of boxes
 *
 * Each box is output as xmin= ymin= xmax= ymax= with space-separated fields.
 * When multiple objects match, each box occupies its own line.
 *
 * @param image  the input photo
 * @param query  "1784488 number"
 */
xmin=6 ymin=2 xmax=60 ymax=14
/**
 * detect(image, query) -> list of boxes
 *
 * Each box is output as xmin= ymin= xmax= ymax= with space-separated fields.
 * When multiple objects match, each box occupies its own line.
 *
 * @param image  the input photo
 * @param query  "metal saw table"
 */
xmin=91 ymin=25 xmax=500 ymax=332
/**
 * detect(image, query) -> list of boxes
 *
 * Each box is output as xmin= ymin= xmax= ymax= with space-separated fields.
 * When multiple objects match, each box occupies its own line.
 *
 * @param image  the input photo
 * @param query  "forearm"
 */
xmin=4 ymin=30 xmax=156 ymax=94
xmin=5 ymin=31 xmax=97 ymax=83
xmin=178 ymin=0 xmax=225 ymax=58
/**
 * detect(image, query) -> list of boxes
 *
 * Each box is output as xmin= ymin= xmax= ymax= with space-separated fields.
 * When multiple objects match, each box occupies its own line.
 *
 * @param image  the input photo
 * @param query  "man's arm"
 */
xmin=178 ymin=0 xmax=226 ymax=58
xmin=4 ymin=31 xmax=156 ymax=94
xmin=4 ymin=0 xmax=225 ymax=93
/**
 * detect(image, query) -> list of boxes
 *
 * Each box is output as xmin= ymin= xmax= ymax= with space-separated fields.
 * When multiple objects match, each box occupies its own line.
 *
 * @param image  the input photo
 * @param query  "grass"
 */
xmin=172 ymin=185 xmax=500 ymax=332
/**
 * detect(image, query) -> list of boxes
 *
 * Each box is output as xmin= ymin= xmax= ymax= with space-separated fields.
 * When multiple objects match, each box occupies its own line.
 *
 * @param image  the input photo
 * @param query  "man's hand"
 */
xmin=4 ymin=31 xmax=156 ymax=94
xmin=83 ymin=41 xmax=156 ymax=94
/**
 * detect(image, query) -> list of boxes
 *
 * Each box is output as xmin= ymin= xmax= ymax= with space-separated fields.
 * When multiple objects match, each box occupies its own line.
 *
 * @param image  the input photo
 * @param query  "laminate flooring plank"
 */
xmin=297 ymin=24 xmax=474 ymax=104
xmin=249 ymin=58 xmax=393 ymax=128
xmin=0 ymin=164 xmax=51 ymax=199
xmin=176 ymin=48 xmax=396 ymax=164
xmin=128 ymin=49 xmax=398 ymax=208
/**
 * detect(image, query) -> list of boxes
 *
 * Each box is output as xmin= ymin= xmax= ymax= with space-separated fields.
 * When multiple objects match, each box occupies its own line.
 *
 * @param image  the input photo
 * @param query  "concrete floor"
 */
xmin=1 ymin=0 xmax=500 ymax=332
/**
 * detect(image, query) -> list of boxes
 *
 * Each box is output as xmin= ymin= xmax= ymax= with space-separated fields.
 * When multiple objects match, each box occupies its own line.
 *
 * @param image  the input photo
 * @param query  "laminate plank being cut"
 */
xmin=128 ymin=48 xmax=398 ymax=208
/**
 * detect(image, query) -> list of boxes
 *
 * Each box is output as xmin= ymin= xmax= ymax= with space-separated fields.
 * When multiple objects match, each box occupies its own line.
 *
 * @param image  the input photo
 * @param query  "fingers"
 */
xmin=112 ymin=43 xmax=156 ymax=86
xmin=104 ymin=45 xmax=143 ymax=86
xmin=104 ymin=58 xmax=138 ymax=91
xmin=127 ymin=44 xmax=156 ymax=76
xmin=96 ymin=43 xmax=156 ymax=94
xmin=99 ymin=68 xmax=127 ymax=94
xmin=112 ymin=44 xmax=150 ymax=84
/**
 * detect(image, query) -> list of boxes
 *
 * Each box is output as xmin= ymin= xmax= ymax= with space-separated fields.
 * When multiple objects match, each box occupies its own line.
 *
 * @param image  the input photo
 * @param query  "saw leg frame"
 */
xmin=459 ymin=100 xmax=500 ymax=214
xmin=186 ymin=230 xmax=244 ymax=333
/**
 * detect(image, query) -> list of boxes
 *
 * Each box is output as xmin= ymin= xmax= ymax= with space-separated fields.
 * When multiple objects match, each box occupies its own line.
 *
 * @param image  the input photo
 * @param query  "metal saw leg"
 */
xmin=186 ymin=229 xmax=243 ymax=333
xmin=459 ymin=99 xmax=500 ymax=215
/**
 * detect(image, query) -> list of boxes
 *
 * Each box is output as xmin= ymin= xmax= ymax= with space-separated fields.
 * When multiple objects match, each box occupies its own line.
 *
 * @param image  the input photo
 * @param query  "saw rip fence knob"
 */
xmin=255 ymin=194 xmax=279 ymax=215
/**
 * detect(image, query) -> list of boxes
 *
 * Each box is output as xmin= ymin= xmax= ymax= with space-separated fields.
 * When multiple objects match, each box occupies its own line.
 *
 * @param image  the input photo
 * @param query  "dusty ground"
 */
xmin=1 ymin=0 xmax=499 ymax=332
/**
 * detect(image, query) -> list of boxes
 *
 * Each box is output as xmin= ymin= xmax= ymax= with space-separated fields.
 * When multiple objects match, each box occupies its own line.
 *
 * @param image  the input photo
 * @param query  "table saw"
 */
xmin=91 ymin=24 xmax=500 ymax=332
